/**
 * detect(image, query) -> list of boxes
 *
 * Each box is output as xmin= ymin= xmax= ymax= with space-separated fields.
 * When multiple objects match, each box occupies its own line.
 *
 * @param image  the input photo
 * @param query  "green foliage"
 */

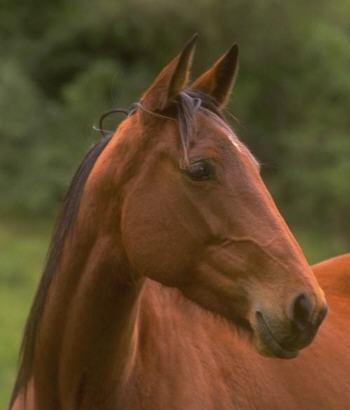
xmin=1 ymin=0 xmax=349 ymax=243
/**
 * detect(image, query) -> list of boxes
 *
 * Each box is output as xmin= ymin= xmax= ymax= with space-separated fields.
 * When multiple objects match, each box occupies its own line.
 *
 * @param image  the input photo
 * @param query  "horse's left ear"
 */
xmin=191 ymin=44 xmax=239 ymax=109
xmin=140 ymin=34 xmax=198 ymax=112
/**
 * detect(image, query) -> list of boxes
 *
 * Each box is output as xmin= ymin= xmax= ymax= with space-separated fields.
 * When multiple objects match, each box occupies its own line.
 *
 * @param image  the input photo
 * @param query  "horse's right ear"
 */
xmin=140 ymin=34 xmax=198 ymax=113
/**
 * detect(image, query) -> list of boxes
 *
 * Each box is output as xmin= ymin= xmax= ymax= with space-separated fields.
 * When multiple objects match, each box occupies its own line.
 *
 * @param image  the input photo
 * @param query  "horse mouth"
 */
xmin=255 ymin=312 xmax=298 ymax=359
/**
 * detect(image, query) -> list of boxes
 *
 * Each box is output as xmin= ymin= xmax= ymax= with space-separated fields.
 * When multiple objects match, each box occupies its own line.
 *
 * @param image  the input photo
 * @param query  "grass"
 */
xmin=0 ymin=218 xmax=347 ymax=408
xmin=0 ymin=220 xmax=51 ymax=409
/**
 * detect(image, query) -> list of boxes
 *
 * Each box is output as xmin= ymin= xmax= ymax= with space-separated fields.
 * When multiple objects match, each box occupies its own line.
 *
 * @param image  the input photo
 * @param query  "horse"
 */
xmin=10 ymin=36 xmax=350 ymax=409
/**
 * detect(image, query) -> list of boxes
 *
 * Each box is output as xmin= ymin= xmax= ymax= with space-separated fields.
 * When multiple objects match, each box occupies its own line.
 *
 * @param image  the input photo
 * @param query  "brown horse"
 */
xmin=10 ymin=36 xmax=350 ymax=409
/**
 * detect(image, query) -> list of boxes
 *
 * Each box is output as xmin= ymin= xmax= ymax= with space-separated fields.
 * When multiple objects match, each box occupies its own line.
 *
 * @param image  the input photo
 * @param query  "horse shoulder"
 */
xmin=312 ymin=253 xmax=350 ymax=298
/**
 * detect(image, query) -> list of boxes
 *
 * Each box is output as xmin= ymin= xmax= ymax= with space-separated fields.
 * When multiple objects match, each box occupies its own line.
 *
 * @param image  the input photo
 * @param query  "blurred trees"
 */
xmin=1 ymin=0 xmax=349 ymax=242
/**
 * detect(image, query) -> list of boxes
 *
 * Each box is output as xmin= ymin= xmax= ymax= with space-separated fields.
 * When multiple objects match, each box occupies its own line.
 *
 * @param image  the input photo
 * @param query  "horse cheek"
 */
xmin=120 ymin=191 xmax=194 ymax=286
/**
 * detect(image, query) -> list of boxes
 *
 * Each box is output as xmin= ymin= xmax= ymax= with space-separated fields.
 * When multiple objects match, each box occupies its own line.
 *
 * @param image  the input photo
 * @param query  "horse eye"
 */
xmin=186 ymin=160 xmax=214 ymax=181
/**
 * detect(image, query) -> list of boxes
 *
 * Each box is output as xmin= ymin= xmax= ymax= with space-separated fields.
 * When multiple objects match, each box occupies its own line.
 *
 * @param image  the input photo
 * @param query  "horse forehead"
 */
xmin=225 ymin=130 xmax=242 ymax=151
xmin=201 ymin=120 xmax=262 ymax=175
xmin=196 ymin=113 xmax=242 ymax=153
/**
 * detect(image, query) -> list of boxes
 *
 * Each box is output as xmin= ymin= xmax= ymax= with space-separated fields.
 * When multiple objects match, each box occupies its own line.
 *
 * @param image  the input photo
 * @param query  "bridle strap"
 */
xmin=97 ymin=101 xmax=177 ymax=138
xmin=98 ymin=107 xmax=132 ymax=137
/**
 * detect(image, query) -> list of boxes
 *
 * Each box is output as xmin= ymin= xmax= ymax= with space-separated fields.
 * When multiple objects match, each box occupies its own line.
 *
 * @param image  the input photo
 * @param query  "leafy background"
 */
xmin=1 ymin=0 xmax=349 ymax=407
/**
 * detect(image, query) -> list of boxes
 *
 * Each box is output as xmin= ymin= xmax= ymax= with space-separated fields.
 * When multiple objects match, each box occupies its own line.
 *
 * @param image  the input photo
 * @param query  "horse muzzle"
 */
xmin=252 ymin=294 xmax=328 ymax=359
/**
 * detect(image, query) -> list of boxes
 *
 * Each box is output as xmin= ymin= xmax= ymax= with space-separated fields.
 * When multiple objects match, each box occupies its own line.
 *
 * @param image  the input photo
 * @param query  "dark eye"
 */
xmin=185 ymin=160 xmax=214 ymax=181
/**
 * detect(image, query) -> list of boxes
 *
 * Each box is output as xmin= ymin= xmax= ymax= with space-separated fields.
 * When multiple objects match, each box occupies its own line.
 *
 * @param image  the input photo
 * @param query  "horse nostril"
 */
xmin=290 ymin=293 xmax=313 ymax=330
xmin=314 ymin=303 xmax=328 ymax=327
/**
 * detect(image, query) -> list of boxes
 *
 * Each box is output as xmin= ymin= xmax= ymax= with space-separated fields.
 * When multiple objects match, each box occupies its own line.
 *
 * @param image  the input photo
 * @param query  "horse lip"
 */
xmin=255 ymin=311 xmax=298 ymax=359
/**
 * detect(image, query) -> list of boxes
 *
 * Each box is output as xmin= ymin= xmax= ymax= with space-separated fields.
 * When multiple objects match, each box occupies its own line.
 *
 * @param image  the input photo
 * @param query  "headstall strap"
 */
xmin=97 ymin=105 xmax=137 ymax=138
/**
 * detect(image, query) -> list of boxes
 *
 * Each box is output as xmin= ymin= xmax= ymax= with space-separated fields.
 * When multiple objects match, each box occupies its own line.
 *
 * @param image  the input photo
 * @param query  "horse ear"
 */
xmin=191 ymin=44 xmax=239 ymax=108
xmin=141 ymin=34 xmax=198 ymax=111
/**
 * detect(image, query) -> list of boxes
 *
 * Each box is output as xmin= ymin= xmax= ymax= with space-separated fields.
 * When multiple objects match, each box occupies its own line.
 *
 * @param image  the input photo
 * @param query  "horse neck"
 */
xmin=33 ymin=125 xmax=147 ymax=408
xmin=59 ymin=233 xmax=143 ymax=401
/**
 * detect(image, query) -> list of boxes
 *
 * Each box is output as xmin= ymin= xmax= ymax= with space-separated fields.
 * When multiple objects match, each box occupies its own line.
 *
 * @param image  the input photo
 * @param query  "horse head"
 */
xmin=89 ymin=36 xmax=327 ymax=359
